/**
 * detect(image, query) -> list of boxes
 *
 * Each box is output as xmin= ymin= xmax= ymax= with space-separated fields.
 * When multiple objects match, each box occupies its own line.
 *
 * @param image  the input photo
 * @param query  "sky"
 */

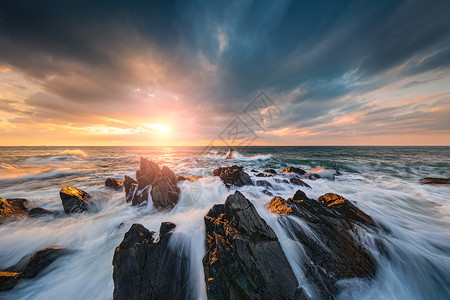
xmin=0 ymin=0 xmax=449 ymax=146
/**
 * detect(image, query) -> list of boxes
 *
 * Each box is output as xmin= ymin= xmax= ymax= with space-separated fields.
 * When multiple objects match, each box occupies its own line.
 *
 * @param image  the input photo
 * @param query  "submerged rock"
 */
xmin=28 ymin=207 xmax=58 ymax=218
xmin=289 ymin=177 xmax=311 ymax=188
xmin=266 ymin=191 xmax=376 ymax=298
xmin=281 ymin=166 xmax=306 ymax=175
xmin=212 ymin=165 xmax=253 ymax=188
xmin=112 ymin=223 xmax=189 ymax=300
xmin=203 ymin=191 xmax=299 ymax=300
xmin=419 ymin=177 xmax=450 ymax=184
xmin=60 ymin=186 xmax=92 ymax=214
xmin=0 ymin=198 xmax=29 ymax=224
xmin=0 ymin=247 xmax=71 ymax=291
xmin=105 ymin=178 xmax=123 ymax=190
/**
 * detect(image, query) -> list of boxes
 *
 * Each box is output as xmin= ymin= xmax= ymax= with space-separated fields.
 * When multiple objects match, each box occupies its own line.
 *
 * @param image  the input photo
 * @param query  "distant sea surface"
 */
xmin=0 ymin=146 xmax=449 ymax=299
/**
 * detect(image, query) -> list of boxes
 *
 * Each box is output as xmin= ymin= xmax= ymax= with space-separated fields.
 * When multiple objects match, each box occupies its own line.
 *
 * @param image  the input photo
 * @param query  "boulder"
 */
xmin=28 ymin=207 xmax=57 ymax=218
xmin=281 ymin=166 xmax=306 ymax=175
xmin=123 ymin=176 xmax=138 ymax=203
xmin=263 ymin=169 xmax=278 ymax=174
xmin=255 ymin=173 xmax=269 ymax=177
xmin=203 ymin=191 xmax=299 ymax=300
xmin=60 ymin=186 xmax=91 ymax=214
xmin=0 ymin=272 xmax=19 ymax=291
xmin=112 ymin=223 xmax=189 ymax=300
xmin=177 ymin=175 xmax=187 ymax=181
xmin=137 ymin=157 xmax=161 ymax=189
xmin=289 ymin=177 xmax=311 ymax=188
xmin=212 ymin=165 xmax=253 ymax=188
xmin=307 ymin=167 xmax=340 ymax=180
xmin=0 ymin=198 xmax=29 ymax=224
xmin=151 ymin=173 xmax=180 ymax=208
xmin=131 ymin=186 xmax=150 ymax=206
xmin=161 ymin=166 xmax=178 ymax=185
xmin=105 ymin=178 xmax=123 ymax=190
xmin=265 ymin=191 xmax=376 ymax=298
xmin=0 ymin=247 xmax=71 ymax=291
xmin=419 ymin=177 xmax=450 ymax=184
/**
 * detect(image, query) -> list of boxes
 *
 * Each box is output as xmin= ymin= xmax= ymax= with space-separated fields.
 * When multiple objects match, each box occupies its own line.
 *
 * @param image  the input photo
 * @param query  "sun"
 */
xmin=146 ymin=124 xmax=171 ymax=133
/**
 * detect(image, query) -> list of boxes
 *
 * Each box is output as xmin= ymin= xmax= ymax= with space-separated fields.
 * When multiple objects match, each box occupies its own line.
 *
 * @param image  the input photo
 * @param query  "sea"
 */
xmin=0 ymin=146 xmax=449 ymax=300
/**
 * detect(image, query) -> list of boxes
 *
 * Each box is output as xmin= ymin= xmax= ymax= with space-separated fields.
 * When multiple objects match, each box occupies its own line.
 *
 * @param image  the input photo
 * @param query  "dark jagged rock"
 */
xmin=124 ymin=176 xmax=138 ymax=203
xmin=419 ymin=177 xmax=450 ymax=184
xmin=0 ymin=247 xmax=71 ymax=291
xmin=0 ymin=272 xmax=19 ymax=291
xmin=212 ymin=165 xmax=253 ymax=188
xmin=28 ymin=207 xmax=58 ymax=218
xmin=281 ymin=166 xmax=306 ymax=175
xmin=289 ymin=177 xmax=312 ymax=188
xmin=301 ymin=173 xmax=322 ymax=180
xmin=256 ymin=180 xmax=274 ymax=189
xmin=136 ymin=157 xmax=161 ymax=189
xmin=256 ymin=172 xmax=269 ymax=177
xmin=203 ymin=191 xmax=298 ymax=300
xmin=0 ymin=198 xmax=29 ymax=224
xmin=251 ymin=169 xmax=258 ymax=172
xmin=151 ymin=173 xmax=180 ymax=208
xmin=112 ymin=223 xmax=189 ymax=300
xmin=318 ymin=193 xmax=373 ymax=225
xmin=161 ymin=166 xmax=177 ymax=185
xmin=264 ymin=169 xmax=278 ymax=174
xmin=105 ymin=178 xmax=123 ymax=190
xmin=131 ymin=186 xmax=150 ymax=206
xmin=266 ymin=191 xmax=376 ymax=298
xmin=60 ymin=186 xmax=91 ymax=214
xmin=262 ymin=189 xmax=273 ymax=196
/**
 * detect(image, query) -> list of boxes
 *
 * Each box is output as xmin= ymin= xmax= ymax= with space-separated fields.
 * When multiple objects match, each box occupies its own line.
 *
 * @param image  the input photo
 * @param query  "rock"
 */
xmin=318 ymin=193 xmax=373 ymax=225
xmin=124 ymin=176 xmax=138 ymax=203
xmin=161 ymin=166 xmax=178 ymax=185
xmin=60 ymin=186 xmax=92 ymax=214
xmin=151 ymin=173 xmax=180 ymax=208
xmin=251 ymin=169 xmax=258 ymax=172
xmin=131 ymin=186 xmax=150 ymax=206
xmin=262 ymin=189 xmax=273 ymax=196
xmin=112 ymin=223 xmax=189 ymax=300
xmin=419 ymin=177 xmax=450 ymax=184
xmin=177 ymin=175 xmax=187 ymax=181
xmin=203 ymin=191 xmax=298 ymax=300
xmin=301 ymin=173 xmax=322 ymax=180
xmin=137 ymin=157 xmax=161 ymax=189
xmin=20 ymin=247 xmax=72 ymax=278
xmin=289 ymin=177 xmax=311 ymax=188
xmin=307 ymin=167 xmax=340 ymax=180
xmin=212 ymin=165 xmax=253 ymax=188
xmin=0 ymin=247 xmax=71 ymax=291
xmin=255 ymin=173 xmax=269 ymax=177
xmin=105 ymin=178 xmax=122 ymax=190
xmin=265 ymin=191 xmax=376 ymax=298
xmin=256 ymin=180 xmax=274 ymax=189
xmin=281 ymin=166 xmax=306 ymax=175
xmin=28 ymin=207 xmax=57 ymax=218
xmin=264 ymin=169 xmax=277 ymax=174
xmin=0 ymin=272 xmax=19 ymax=291
xmin=0 ymin=198 xmax=29 ymax=224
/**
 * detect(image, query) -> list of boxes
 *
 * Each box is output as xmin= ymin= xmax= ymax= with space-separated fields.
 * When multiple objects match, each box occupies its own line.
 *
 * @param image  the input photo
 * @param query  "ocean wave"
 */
xmin=59 ymin=149 xmax=89 ymax=158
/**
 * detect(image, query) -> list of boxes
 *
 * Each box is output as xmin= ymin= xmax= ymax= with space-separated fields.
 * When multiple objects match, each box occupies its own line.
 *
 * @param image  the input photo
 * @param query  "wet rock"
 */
xmin=0 ymin=272 xmax=19 ymax=291
xmin=60 ymin=186 xmax=91 ymax=214
xmin=112 ymin=223 xmax=189 ymax=300
xmin=266 ymin=191 xmax=376 ymax=298
xmin=307 ymin=167 xmax=340 ymax=180
xmin=419 ymin=177 xmax=450 ymax=184
xmin=28 ymin=207 xmax=57 ymax=218
xmin=281 ymin=166 xmax=306 ymax=175
xmin=177 ymin=175 xmax=187 ymax=181
xmin=262 ymin=189 xmax=273 ymax=196
xmin=151 ymin=173 xmax=180 ymax=208
xmin=256 ymin=180 xmax=274 ymax=189
xmin=105 ymin=178 xmax=122 ymax=190
xmin=212 ymin=165 xmax=253 ymax=188
xmin=137 ymin=157 xmax=161 ymax=189
xmin=264 ymin=169 xmax=277 ymax=174
xmin=203 ymin=191 xmax=298 ymax=300
xmin=0 ymin=198 xmax=29 ymax=224
xmin=289 ymin=177 xmax=311 ymax=188
xmin=0 ymin=247 xmax=71 ymax=291
xmin=131 ymin=186 xmax=150 ymax=206
xmin=161 ymin=166 xmax=178 ymax=185
xmin=251 ymin=169 xmax=258 ymax=172
xmin=301 ymin=173 xmax=322 ymax=180
xmin=123 ymin=176 xmax=138 ymax=203
xmin=255 ymin=172 xmax=269 ymax=177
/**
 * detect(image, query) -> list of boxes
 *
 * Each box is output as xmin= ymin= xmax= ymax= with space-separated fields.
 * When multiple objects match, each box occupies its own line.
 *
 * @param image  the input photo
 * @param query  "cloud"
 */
xmin=0 ymin=0 xmax=449 ymax=145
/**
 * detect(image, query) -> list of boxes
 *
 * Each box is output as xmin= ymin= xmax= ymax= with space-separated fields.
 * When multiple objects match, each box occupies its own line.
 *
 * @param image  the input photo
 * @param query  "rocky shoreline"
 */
xmin=1 ymin=157 xmax=447 ymax=298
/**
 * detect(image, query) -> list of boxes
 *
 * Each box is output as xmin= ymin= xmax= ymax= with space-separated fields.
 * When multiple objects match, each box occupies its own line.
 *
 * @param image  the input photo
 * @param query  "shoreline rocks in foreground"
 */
xmin=112 ymin=223 xmax=189 ymax=300
xmin=203 ymin=191 xmax=302 ymax=300
xmin=212 ymin=165 xmax=253 ymax=188
xmin=266 ymin=190 xmax=376 ymax=298
xmin=0 ymin=198 xmax=29 ymax=224
xmin=60 ymin=186 xmax=92 ymax=214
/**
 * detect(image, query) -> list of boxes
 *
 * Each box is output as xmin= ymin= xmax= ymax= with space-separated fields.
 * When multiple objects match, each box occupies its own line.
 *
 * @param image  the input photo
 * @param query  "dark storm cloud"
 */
xmin=0 ymin=0 xmax=449 ymax=139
